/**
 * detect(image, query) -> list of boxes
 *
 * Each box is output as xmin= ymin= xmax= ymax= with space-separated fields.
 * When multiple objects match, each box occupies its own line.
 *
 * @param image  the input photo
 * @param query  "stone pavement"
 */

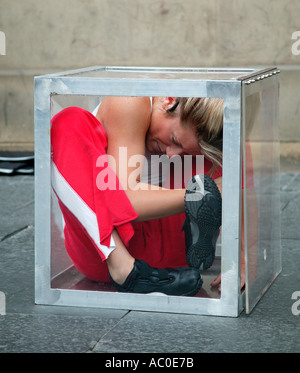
xmin=0 ymin=173 xmax=299 ymax=353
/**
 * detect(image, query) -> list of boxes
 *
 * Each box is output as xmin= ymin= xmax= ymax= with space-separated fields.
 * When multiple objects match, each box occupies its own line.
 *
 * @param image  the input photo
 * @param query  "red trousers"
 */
xmin=51 ymin=107 xmax=222 ymax=282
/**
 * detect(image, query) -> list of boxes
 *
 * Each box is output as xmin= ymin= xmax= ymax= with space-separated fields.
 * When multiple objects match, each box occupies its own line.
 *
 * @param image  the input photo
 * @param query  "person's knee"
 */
xmin=52 ymin=106 xmax=86 ymax=130
xmin=51 ymin=107 xmax=91 ymax=146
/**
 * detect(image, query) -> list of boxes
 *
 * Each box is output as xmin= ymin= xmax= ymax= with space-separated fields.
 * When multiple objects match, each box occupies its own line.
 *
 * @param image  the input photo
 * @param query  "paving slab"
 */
xmin=0 ymin=175 xmax=34 ymax=241
xmin=0 ymin=174 xmax=299 ymax=353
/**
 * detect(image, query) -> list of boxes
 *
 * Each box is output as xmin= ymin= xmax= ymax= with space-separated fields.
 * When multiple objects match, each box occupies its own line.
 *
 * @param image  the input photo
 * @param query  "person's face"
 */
xmin=146 ymin=97 xmax=201 ymax=157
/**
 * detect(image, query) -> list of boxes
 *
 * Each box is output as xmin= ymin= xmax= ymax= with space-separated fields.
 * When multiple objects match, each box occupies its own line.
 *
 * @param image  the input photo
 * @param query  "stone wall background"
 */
xmin=0 ymin=0 xmax=299 ymax=168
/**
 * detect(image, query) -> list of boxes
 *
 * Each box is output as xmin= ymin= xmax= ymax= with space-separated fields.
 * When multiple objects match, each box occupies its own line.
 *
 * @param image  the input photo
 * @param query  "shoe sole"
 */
xmin=184 ymin=175 xmax=222 ymax=270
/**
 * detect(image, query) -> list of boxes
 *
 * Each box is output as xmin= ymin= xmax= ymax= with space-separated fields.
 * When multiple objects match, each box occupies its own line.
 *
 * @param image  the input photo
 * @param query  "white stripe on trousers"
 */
xmin=51 ymin=161 xmax=116 ymax=259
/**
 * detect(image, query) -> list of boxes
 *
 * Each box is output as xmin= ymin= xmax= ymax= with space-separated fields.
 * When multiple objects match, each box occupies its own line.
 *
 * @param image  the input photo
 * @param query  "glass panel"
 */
xmin=49 ymin=94 xmax=223 ymax=300
xmin=243 ymin=78 xmax=281 ymax=313
xmin=57 ymin=66 xmax=258 ymax=81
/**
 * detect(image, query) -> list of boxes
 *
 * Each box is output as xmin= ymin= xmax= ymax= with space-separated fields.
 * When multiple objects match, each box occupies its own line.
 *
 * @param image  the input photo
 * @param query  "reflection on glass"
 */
xmin=244 ymin=85 xmax=281 ymax=312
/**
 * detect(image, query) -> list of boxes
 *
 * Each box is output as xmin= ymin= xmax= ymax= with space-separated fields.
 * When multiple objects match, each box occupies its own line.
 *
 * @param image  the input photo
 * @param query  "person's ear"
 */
xmin=163 ymin=97 xmax=179 ymax=111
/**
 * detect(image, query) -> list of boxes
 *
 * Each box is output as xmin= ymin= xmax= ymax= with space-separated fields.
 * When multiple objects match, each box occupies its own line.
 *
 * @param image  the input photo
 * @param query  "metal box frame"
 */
xmin=34 ymin=66 xmax=281 ymax=317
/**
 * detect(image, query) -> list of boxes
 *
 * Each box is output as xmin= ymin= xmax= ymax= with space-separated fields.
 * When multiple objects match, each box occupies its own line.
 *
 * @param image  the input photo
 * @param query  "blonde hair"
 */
xmin=166 ymin=95 xmax=260 ymax=176
xmin=170 ymin=97 xmax=224 ymax=176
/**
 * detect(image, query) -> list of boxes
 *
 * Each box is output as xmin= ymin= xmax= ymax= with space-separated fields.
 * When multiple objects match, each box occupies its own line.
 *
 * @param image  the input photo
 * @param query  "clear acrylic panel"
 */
xmin=52 ymin=66 xmax=258 ymax=81
xmin=243 ymin=76 xmax=281 ymax=313
xmin=49 ymin=94 xmax=222 ymax=300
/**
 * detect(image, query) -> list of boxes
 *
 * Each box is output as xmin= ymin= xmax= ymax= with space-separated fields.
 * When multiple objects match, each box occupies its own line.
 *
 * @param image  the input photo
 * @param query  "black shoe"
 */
xmin=183 ymin=174 xmax=222 ymax=270
xmin=109 ymin=259 xmax=203 ymax=296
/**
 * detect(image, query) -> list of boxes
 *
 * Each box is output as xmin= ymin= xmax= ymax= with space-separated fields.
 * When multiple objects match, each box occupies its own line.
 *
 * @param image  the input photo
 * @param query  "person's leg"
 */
xmin=51 ymin=107 xmax=138 ymax=282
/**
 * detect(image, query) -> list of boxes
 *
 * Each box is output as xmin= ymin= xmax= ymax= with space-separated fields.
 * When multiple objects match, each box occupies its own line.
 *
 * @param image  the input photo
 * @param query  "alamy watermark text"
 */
xmin=0 ymin=291 xmax=6 ymax=315
xmin=292 ymin=31 xmax=300 ymax=56
xmin=291 ymin=291 xmax=300 ymax=316
xmin=95 ymin=149 xmax=204 ymax=199
xmin=0 ymin=31 xmax=6 ymax=55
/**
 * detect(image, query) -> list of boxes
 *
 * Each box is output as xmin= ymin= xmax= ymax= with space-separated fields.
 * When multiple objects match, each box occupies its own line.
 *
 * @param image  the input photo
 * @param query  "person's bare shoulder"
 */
xmin=97 ymin=96 xmax=151 ymax=139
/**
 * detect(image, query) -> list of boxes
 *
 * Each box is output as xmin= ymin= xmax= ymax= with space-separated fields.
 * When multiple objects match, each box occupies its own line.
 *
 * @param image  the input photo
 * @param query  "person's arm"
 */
xmin=97 ymin=96 xmax=185 ymax=222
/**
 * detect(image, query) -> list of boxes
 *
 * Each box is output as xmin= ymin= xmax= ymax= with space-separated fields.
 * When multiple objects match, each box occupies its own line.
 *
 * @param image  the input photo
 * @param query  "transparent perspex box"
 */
xmin=34 ymin=66 xmax=281 ymax=317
